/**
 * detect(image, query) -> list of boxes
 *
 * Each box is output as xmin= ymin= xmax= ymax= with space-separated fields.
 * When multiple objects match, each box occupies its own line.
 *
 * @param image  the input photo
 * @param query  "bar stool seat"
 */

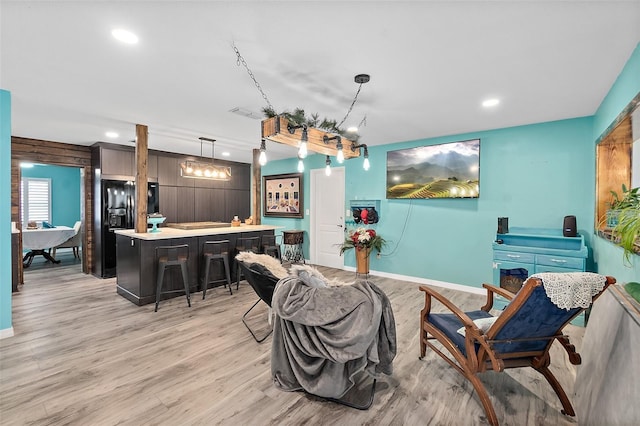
xmin=235 ymin=236 xmax=260 ymax=289
xmin=261 ymin=234 xmax=281 ymax=261
xmin=201 ymin=240 xmax=232 ymax=299
xmin=155 ymin=244 xmax=191 ymax=312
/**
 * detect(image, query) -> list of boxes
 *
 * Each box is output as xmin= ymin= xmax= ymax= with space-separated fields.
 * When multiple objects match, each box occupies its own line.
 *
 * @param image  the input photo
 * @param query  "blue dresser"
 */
xmin=493 ymin=227 xmax=588 ymax=290
xmin=492 ymin=227 xmax=588 ymax=323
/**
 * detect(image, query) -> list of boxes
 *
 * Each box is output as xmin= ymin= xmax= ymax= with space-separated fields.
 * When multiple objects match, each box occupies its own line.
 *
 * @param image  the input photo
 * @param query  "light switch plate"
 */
xmin=306 ymin=209 xmax=310 ymax=216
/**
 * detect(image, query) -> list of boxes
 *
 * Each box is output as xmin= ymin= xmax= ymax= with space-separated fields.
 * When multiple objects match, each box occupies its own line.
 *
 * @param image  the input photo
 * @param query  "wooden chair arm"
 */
xmin=420 ymin=285 xmax=503 ymax=372
xmin=419 ymin=285 xmax=477 ymax=327
xmin=481 ymin=283 xmax=516 ymax=311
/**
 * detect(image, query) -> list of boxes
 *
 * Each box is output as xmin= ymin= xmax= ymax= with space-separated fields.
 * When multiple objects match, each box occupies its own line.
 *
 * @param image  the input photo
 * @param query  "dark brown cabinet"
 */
xmin=99 ymin=147 xmax=135 ymax=177
xmin=159 ymin=186 xmax=177 ymax=223
xmin=157 ymin=155 xmax=178 ymax=186
xmin=176 ymin=188 xmax=196 ymax=223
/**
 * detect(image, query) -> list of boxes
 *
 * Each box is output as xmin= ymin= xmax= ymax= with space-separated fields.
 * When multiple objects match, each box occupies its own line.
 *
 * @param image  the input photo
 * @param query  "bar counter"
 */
xmin=114 ymin=224 xmax=281 ymax=305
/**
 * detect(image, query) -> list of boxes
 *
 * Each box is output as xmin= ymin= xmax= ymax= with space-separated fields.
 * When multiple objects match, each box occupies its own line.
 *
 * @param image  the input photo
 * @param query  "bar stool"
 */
xmin=155 ymin=244 xmax=191 ymax=312
xmin=261 ymin=234 xmax=281 ymax=261
xmin=201 ymin=240 xmax=232 ymax=299
xmin=235 ymin=236 xmax=260 ymax=289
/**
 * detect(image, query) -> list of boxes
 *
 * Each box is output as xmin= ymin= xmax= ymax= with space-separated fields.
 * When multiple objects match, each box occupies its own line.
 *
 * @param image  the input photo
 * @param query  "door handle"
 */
xmin=337 ymin=224 xmax=343 ymax=228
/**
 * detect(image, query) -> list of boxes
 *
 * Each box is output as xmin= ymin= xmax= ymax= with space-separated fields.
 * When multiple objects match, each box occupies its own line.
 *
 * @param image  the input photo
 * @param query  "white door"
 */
xmin=310 ymin=167 xmax=345 ymax=268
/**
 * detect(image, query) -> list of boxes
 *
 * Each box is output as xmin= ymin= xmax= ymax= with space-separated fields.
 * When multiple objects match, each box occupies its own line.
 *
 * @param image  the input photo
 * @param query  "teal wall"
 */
xmin=591 ymin=42 xmax=640 ymax=283
xmin=1 ymin=90 xmax=12 ymax=334
xmin=263 ymin=116 xmax=595 ymax=288
xmin=21 ymin=164 xmax=81 ymax=228
xmin=263 ymin=43 xmax=640 ymax=288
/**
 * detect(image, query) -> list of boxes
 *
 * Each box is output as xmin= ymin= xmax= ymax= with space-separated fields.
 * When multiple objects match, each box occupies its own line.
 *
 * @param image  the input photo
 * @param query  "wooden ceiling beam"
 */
xmin=261 ymin=116 xmax=360 ymax=159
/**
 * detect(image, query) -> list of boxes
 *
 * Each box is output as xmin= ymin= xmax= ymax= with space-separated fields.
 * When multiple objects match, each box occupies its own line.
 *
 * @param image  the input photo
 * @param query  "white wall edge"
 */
xmin=342 ymin=266 xmax=486 ymax=295
xmin=0 ymin=327 xmax=15 ymax=339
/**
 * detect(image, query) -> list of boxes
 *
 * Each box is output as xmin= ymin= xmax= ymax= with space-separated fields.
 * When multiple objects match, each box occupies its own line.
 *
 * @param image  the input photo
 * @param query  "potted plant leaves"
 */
xmin=609 ymin=185 xmax=640 ymax=264
xmin=606 ymin=184 xmax=639 ymax=228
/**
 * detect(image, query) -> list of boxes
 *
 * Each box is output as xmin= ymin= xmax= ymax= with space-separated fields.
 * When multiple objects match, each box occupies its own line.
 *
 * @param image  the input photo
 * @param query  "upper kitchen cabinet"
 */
xmin=148 ymin=153 xmax=158 ymax=180
xmin=157 ymin=154 xmax=179 ymax=186
xmin=92 ymin=143 xmax=135 ymax=178
xmin=92 ymin=143 xmax=158 ymax=181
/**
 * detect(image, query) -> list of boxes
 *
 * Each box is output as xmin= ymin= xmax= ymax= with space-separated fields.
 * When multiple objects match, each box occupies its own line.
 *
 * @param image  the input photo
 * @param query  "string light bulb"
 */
xmin=336 ymin=137 xmax=344 ymax=164
xmin=259 ymin=139 xmax=267 ymax=166
xmin=363 ymin=146 xmax=370 ymax=171
xmin=325 ymin=155 xmax=332 ymax=176
xmin=298 ymin=127 xmax=308 ymax=159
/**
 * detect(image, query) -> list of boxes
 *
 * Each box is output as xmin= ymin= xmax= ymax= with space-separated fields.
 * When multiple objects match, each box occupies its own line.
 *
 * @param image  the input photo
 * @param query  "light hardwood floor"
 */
xmin=1 ymin=257 xmax=584 ymax=425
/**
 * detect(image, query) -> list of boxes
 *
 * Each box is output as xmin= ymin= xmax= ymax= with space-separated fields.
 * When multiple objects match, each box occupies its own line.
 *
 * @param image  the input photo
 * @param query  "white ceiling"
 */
xmin=2 ymin=1 xmax=639 ymax=164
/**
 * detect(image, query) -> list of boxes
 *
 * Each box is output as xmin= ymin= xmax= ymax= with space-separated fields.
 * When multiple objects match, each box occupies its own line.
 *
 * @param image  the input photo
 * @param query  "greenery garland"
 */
xmin=262 ymin=107 xmax=359 ymax=142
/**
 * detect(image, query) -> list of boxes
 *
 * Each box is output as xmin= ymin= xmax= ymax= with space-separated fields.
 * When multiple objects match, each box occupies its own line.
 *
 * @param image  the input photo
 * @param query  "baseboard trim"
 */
xmin=342 ymin=266 xmax=486 ymax=295
xmin=0 ymin=327 xmax=15 ymax=339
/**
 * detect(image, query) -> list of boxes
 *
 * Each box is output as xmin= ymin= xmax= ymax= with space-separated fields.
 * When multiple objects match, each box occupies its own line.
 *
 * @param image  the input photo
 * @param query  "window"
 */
xmin=21 ymin=177 xmax=51 ymax=225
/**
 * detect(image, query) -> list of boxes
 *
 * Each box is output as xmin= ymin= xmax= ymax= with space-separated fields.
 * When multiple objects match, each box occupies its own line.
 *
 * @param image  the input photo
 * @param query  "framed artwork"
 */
xmin=263 ymin=173 xmax=303 ymax=218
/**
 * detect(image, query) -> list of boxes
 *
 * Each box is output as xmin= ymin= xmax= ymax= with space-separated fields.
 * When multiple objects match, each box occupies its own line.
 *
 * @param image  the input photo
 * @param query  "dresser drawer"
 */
xmin=536 ymin=254 xmax=584 ymax=270
xmin=494 ymin=251 xmax=535 ymax=264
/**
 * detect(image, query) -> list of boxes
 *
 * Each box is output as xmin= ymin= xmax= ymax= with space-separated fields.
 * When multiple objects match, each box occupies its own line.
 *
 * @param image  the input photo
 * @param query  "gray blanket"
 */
xmin=271 ymin=276 xmax=397 ymax=398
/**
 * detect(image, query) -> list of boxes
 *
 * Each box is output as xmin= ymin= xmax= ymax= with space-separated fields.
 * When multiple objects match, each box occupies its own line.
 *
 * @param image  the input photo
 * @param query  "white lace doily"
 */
xmin=530 ymin=272 xmax=607 ymax=310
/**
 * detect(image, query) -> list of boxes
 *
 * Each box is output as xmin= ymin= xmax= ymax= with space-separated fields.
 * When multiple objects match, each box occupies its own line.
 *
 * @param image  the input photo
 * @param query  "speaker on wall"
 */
xmin=563 ymin=215 xmax=577 ymax=237
xmin=497 ymin=217 xmax=509 ymax=234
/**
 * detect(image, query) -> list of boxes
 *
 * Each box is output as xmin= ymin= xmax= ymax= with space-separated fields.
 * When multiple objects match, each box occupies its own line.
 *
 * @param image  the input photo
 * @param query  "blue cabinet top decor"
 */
xmin=493 ymin=227 xmax=588 ymax=258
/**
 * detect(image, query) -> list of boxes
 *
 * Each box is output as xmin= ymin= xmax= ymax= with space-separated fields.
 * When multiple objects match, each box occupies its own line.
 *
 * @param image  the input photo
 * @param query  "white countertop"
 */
xmin=114 ymin=224 xmax=283 ymax=240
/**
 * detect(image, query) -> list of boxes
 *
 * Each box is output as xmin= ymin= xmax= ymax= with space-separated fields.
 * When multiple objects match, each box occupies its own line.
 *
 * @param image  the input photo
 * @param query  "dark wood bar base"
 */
xmin=115 ymin=226 xmax=277 ymax=306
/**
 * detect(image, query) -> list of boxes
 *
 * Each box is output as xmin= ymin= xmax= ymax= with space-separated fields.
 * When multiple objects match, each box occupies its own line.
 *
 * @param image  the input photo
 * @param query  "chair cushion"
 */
xmin=428 ymin=310 xmax=493 ymax=356
xmin=456 ymin=316 xmax=498 ymax=336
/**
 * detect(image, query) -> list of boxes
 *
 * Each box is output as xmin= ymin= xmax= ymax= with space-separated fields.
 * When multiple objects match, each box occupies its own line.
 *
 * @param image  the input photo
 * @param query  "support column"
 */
xmin=252 ymin=148 xmax=262 ymax=225
xmin=135 ymin=124 xmax=148 ymax=233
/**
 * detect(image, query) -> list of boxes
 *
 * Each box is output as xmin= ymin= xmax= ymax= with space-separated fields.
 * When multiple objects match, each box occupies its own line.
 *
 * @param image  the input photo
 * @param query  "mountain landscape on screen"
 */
xmin=386 ymin=139 xmax=480 ymax=199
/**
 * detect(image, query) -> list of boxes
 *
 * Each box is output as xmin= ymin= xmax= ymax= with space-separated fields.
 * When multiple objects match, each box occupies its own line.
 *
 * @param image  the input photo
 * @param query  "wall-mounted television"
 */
xmin=386 ymin=138 xmax=480 ymax=199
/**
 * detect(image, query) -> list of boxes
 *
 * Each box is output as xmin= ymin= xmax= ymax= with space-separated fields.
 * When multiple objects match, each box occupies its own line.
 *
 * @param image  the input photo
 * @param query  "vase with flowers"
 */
xmin=339 ymin=227 xmax=386 ymax=274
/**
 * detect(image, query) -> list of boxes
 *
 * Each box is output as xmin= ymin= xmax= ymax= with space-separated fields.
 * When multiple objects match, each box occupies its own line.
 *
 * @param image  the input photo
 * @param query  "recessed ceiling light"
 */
xmin=105 ymin=131 xmax=119 ymax=138
xmin=482 ymin=98 xmax=500 ymax=107
xmin=347 ymin=126 xmax=358 ymax=133
xmin=111 ymin=28 xmax=138 ymax=44
xmin=221 ymin=152 xmax=230 ymax=157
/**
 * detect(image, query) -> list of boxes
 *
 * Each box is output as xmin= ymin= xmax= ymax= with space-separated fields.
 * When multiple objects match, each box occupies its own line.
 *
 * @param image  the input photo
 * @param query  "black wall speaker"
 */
xmin=497 ymin=217 xmax=509 ymax=234
xmin=563 ymin=215 xmax=577 ymax=237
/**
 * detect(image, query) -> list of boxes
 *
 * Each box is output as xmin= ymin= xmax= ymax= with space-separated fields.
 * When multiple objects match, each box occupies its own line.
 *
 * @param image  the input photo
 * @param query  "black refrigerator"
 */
xmin=97 ymin=180 xmax=159 ymax=278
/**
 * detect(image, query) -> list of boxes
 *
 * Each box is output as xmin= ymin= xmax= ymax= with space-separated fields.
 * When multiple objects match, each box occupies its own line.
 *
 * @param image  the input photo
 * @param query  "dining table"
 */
xmin=22 ymin=226 xmax=75 ymax=267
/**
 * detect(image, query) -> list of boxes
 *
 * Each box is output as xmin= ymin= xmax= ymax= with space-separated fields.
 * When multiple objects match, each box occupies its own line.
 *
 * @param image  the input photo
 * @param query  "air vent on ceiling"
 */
xmin=229 ymin=107 xmax=262 ymax=120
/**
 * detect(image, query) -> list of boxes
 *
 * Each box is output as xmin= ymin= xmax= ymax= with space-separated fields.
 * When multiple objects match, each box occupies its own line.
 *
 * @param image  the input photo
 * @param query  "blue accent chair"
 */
xmin=419 ymin=274 xmax=616 ymax=426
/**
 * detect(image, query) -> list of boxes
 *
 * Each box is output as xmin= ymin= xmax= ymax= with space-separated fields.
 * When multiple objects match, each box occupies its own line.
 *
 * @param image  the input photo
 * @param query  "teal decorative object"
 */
xmin=624 ymin=282 xmax=640 ymax=304
xmin=147 ymin=215 xmax=166 ymax=233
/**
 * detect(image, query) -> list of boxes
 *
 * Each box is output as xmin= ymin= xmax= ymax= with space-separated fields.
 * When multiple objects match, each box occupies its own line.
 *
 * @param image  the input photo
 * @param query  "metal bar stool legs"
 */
xmin=235 ymin=236 xmax=260 ymax=289
xmin=155 ymin=244 xmax=191 ymax=312
xmin=201 ymin=240 xmax=232 ymax=299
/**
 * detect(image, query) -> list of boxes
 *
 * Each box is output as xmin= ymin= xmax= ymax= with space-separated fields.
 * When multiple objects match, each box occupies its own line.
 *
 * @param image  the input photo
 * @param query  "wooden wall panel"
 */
xmin=11 ymin=137 xmax=93 ymax=276
xmin=596 ymin=117 xmax=632 ymax=228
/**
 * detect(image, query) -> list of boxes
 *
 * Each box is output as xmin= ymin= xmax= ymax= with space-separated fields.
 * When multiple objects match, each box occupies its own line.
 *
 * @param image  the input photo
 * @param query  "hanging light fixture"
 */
xmin=325 ymin=155 xmax=332 ymax=176
xmin=297 ymin=155 xmax=305 ymax=173
xmin=323 ymin=135 xmax=345 ymax=164
xmin=299 ymin=126 xmax=308 ymax=158
xmin=351 ymin=143 xmax=370 ymax=171
xmin=180 ymin=137 xmax=231 ymax=180
xmin=259 ymin=139 xmax=268 ymax=166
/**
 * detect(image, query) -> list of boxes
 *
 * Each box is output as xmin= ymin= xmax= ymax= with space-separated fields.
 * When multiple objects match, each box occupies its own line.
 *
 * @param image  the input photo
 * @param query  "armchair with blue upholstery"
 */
xmin=419 ymin=273 xmax=616 ymax=426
